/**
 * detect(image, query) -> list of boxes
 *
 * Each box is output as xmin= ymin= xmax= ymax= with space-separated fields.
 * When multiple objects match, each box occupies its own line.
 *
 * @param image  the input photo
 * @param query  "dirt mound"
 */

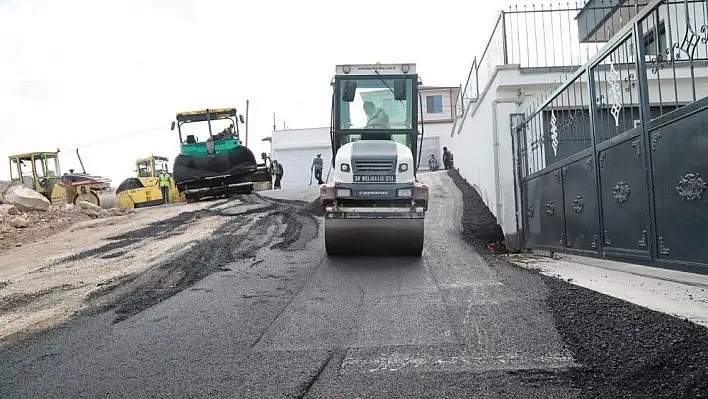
xmin=0 ymin=203 xmax=133 ymax=253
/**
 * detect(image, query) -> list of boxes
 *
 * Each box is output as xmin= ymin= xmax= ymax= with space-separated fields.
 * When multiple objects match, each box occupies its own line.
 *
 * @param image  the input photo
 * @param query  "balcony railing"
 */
xmin=457 ymin=1 xmax=654 ymax=117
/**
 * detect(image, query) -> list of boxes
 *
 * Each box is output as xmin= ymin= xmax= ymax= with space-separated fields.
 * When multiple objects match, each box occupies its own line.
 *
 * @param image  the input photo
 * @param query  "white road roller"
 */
xmin=319 ymin=63 xmax=429 ymax=256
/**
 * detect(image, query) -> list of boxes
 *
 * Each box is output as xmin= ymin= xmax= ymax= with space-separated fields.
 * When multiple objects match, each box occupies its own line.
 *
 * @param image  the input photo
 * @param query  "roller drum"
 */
xmin=73 ymin=191 xmax=118 ymax=209
xmin=325 ymin=218 xmax=424 ymax=257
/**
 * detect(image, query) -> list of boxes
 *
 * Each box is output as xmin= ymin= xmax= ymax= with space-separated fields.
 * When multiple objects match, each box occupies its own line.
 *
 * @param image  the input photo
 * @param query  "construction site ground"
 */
xmin=0 ymin=171 xmax=707 ymax=399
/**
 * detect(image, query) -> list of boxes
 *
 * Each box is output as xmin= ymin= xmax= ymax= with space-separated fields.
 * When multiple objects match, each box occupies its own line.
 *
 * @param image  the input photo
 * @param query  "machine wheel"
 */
xmin=73 ymin=191 xmax=118 ymax=209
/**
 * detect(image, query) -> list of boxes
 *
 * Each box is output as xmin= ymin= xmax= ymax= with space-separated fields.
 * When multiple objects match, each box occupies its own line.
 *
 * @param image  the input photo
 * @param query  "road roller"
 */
xmin=320 ymin=62 xmax=429 ymax=256
xmin=7 ymin=149 xmax=117 ymax=209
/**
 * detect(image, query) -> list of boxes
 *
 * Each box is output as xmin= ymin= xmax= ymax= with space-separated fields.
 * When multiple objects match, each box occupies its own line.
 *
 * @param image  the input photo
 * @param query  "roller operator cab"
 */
xmin=321 ymin=63 xmax=429 ymax=257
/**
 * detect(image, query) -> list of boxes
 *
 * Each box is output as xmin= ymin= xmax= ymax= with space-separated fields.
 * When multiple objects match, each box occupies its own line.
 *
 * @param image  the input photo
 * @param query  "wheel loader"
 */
xmin=320 ymin=63 xmax=429 ymax=256
xmin=115 ymin=155 xmax=184 ymax=209
xmin=7 ymin=149 xmax=117 ymax=209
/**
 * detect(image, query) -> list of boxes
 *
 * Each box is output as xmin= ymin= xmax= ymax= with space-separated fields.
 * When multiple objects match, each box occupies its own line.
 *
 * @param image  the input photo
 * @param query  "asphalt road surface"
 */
xmin=1 ymin=171 xmax=706 ymax=398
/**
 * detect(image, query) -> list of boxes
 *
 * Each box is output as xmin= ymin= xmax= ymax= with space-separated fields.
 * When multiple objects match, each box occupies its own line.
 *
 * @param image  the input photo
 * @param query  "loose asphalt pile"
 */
xmin=448 ymin=168 xmax=708 ymax=398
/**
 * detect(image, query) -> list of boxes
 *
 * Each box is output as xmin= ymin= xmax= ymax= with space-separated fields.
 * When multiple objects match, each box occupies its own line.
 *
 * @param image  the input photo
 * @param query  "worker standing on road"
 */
xmin=272 ymin=160 xmax=284 ymax=189
xmin=311 ymin=154 xmax=324 ymax=185
xmin=442 ymin=147 xmax=454 ymax=170
xmin=158 ymin=171 xmax=171 ymax=204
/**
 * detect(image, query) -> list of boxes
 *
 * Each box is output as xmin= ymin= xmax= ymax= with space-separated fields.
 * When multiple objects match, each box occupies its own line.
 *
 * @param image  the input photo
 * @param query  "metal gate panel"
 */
xmin=524 ymin=168 xmax=566 ymax=250
xmin=562 ymin=156 xmax=600 ymax=252
xmin=649 ymin=109 xmax=708 ymax=265
xmin=523 ymin=179 xmax=542 ymax=247
xmin=598 ymin=137 xmax=651 ymax=258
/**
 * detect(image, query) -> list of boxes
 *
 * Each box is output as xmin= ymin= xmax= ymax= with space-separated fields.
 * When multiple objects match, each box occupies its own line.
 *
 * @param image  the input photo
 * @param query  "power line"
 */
xmin=63 ymin=126 xmax=164 ymax=152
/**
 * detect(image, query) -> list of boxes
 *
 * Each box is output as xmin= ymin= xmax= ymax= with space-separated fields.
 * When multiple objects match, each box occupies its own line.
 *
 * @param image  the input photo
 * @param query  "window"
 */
xmin=337 ymin=77 xmax=414 ymax=130
xmin=644 ymin=21 xmax=667 ymax=56
xmin=426 ymin=95 xmax=443 ymax=114
xmin=46 ymin=155 xmax=60 ymax=177
xmin=34 ymin=156 xmax=46 ymax=177
xmin=155 ymin=160 xmax=169 ymax=175
xmin=9 ymin=159 xmax=18 ymax=181
xmin=137 ymin=161 xmax=151 ymax=177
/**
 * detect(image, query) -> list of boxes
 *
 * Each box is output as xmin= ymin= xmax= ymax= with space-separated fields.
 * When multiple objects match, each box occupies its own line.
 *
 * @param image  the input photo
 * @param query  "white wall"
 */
xmin=270 ymin=121 xmax=453 ymax=188
xmin=271 ymin=127 xmax=332 ymax=189
xmin=419 ymin=87 xmax=459 ymax=122
xmin=449 ymin=66 xmax=576 ymax=243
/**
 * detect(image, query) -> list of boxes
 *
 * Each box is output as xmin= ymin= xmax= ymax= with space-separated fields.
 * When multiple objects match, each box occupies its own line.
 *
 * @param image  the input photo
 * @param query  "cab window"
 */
xmin=34 ymin=155 xmax=47 ymax=177
xmin=137 ymin=161 xmax=151 ymax=177
xmin=19 ymin=159 xmax=34 ymax=185
xmin=9 ymin=159 xmax=19 ymax=181
xmin=46 ymin=155 xmax=60 ymax=177
xmin=155 ymin=160 xmax=169 ymax=175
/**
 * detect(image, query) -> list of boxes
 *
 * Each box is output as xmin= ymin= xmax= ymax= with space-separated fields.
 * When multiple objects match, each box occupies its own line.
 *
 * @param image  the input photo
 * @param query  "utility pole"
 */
xmin=272 ymin=112 xmax=276 ymax=132
xmin=245 ymin=99 xmax=249 ymax=147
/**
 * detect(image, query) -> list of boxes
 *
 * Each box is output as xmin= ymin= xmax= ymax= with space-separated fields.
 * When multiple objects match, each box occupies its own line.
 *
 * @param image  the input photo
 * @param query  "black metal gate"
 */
xmin=515 ymin=0 xmax=708 ymax=273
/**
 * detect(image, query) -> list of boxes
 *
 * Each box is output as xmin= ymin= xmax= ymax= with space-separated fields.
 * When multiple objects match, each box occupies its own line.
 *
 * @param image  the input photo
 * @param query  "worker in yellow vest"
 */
xmin=158 ymin=171 xmax=171 ymax=204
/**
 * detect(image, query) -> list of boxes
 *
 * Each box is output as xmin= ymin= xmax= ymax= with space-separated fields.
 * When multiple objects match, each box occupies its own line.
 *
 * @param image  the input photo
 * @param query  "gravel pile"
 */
xmin=446 ymin=169 xmax=504 ymax=245
xmin=450 ymin=168 xmax=708 ymax=398
xmin=545 ymin=276 xmax=708 ymax=398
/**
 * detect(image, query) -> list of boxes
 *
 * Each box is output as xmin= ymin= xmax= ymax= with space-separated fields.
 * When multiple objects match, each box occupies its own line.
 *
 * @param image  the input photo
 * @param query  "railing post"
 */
xmin=501 ymin=11 xmax=509 ymax=64
xmin=475 ymin=60 xmax=480 ymax=99
xmin=633 ymin=19 xmax=658 ymax=260
xmin=586 ymin=64 xmax=605 ymax=254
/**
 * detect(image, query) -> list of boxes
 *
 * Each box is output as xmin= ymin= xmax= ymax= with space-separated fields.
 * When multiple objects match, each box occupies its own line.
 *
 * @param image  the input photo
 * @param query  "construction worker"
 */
xmin=442 ymin=147 xmax=454 ymax=170
xmin=428 ymin=154 xmax=439 ymax=171
xmin=311 ymin=154 xmax=324 ymax=185
xmin=272 ymin=160 xmax=284 ymax=189
xmin=158 ymin=171 xmax=171 ymax=203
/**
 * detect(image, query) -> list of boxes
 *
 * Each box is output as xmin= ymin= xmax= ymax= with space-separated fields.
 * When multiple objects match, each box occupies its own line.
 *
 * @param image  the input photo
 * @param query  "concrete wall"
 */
xmin=449 ymin=66 xmax=593 ymax=249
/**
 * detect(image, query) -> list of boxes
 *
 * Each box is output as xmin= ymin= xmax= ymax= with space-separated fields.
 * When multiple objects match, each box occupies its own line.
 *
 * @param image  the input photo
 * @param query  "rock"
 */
xmin=78 ymin=201 xmax=104 ymax=214
xmin=0 ymin=180 xmax=20 ymax=204
xmin=4 ymin=185 xmax=50 ymax=212
xmin=109 ymin=207 xmax=134 ymax=216
xmin=9 ymin=216 xmax=30 ymax=228
xmin=0 ymin=204 xmax=20 ymax=216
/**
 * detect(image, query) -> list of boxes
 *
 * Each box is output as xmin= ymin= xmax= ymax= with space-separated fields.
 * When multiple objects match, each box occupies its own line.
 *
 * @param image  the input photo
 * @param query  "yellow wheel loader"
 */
xmin=116 ymin=155 xmax=184 ymax=209
xmin=7 ymin=149 xmax=117 ymax=209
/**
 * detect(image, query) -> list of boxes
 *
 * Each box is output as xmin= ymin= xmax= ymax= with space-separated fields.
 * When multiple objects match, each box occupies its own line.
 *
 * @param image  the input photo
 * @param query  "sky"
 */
xmin=0 ymin=0 xmax=534 ymax=185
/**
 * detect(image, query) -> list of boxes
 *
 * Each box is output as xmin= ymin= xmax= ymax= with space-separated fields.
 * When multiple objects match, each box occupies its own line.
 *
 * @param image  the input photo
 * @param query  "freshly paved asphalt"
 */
xmin=0 ymin=172 xmax=581 ymax=398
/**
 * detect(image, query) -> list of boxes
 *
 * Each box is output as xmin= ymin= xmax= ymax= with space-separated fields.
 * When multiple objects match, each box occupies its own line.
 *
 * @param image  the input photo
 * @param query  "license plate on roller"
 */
xmin=353 ymin=175 xmax=395 ymax=183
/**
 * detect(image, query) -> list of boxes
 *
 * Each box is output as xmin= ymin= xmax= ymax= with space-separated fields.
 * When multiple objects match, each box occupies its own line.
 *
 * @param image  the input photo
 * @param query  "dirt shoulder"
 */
xmin=0 ymin=200 xmax=228 ymax=344
xmin=0 ymin=195 xmax=321 ymax=348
